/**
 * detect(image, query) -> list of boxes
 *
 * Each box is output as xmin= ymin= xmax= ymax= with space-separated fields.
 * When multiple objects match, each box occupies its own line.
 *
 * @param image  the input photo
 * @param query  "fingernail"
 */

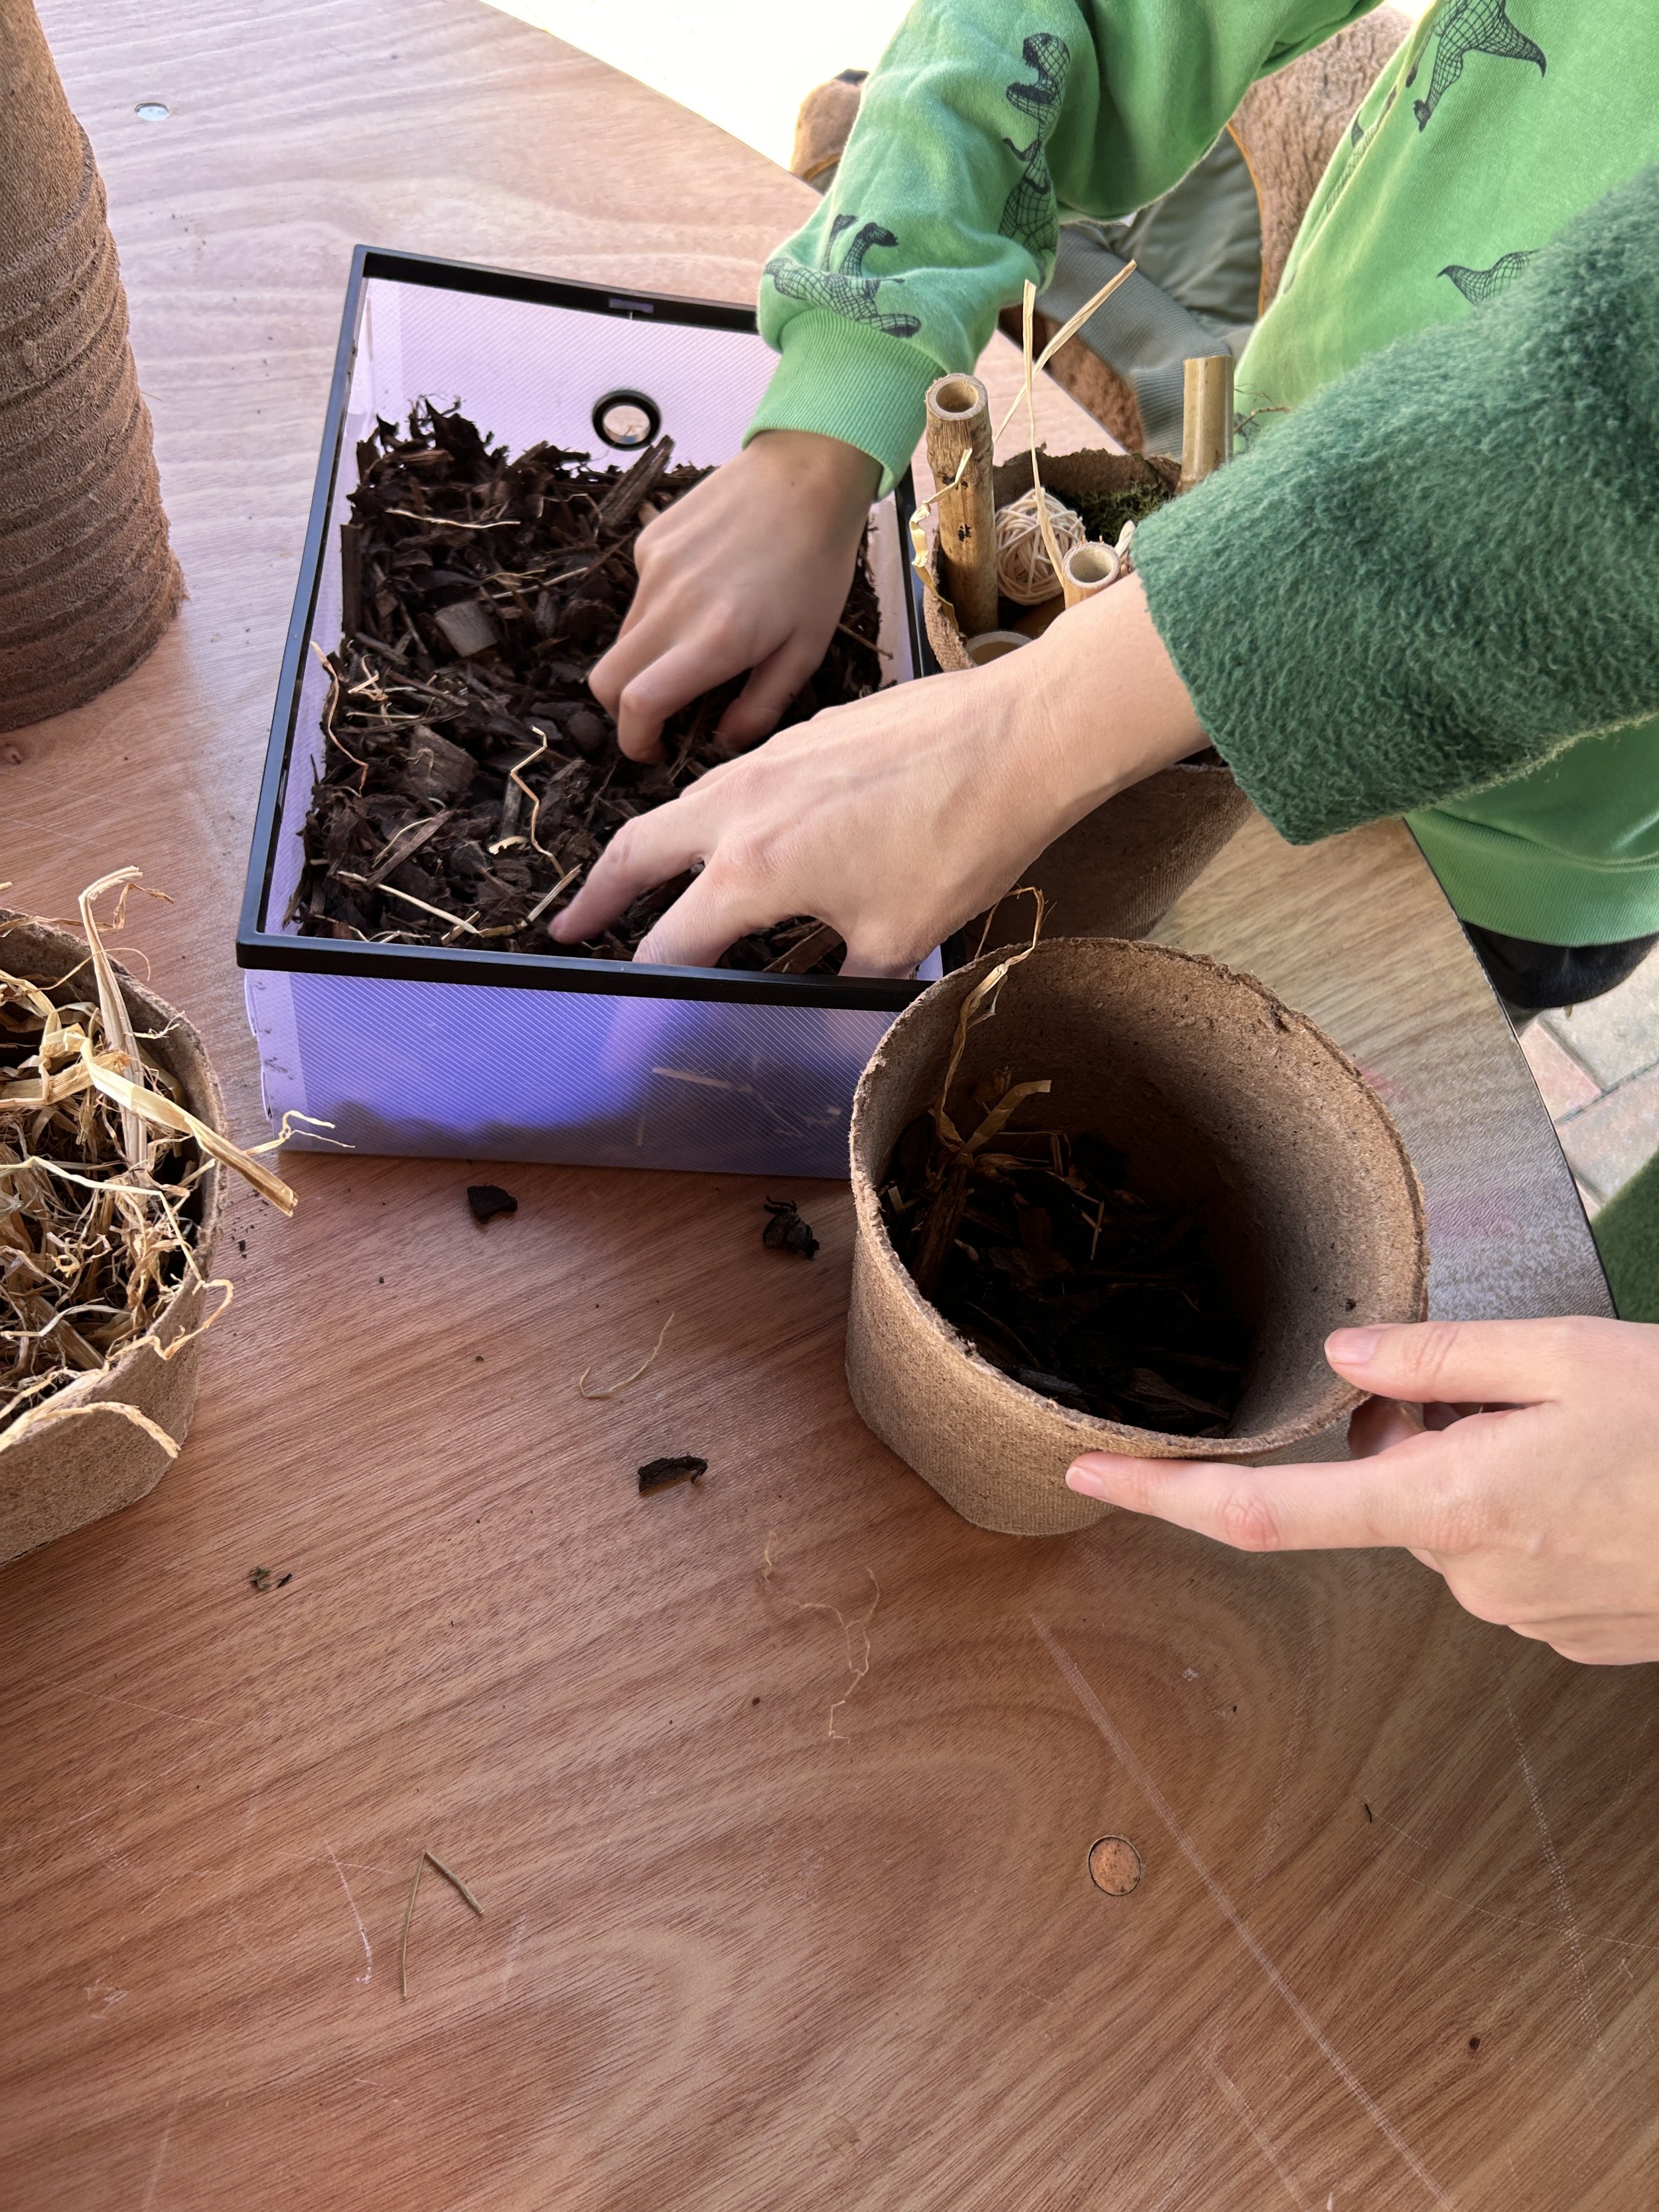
xmin=1066 ymin=1461 xmax=1108 ymax=1498
xmin=1327 ymin=1325 xmax=1384 ymax=1364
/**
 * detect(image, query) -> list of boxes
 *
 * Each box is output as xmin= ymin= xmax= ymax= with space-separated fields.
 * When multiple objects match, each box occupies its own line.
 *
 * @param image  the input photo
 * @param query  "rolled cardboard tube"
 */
xmin=1179 ymin=354 xmax=1236 ymax=494
xmin=1060 ymin=540 xmax=1121 ymax=608
xmin=925 ymin=373 xmax=999 ymax=641
xmin=964 ymin=629 xmax=1031 ymax=665
xmin=0 ymin=0 xmax=181 ymax=731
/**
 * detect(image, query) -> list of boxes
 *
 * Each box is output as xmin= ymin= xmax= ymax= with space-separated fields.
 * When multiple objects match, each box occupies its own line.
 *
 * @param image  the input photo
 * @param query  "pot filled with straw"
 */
xmin=0 ymin=871 xmax=300 ymax=1563
xmin=847 ymin=926 xmax=1427 ymax=1537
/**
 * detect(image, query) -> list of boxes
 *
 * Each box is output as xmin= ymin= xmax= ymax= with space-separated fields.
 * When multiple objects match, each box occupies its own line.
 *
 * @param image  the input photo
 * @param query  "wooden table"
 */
xmin=3 ymin=6 xmax=1650 ymax=2208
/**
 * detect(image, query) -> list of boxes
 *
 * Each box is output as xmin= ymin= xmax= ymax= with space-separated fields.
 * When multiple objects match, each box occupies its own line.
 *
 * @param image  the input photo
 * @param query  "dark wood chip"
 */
xmin=638 ymin=1455 xmax=707 ymax=1495
xmin=882 ymin=1102 xmax=1250 ymax=1438
xmin=467 ymin=1183 xmax=518 ymax=1224
xmin=761 ymin=1196 xmax=819 ymax=1259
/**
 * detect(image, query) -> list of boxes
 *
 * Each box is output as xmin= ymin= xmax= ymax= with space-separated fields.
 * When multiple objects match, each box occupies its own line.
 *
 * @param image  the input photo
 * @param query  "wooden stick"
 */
xmin=924 ymin=374 xmax=998 ymax=639
xmin=1179 ymin=354 xmax=1236 ymax=494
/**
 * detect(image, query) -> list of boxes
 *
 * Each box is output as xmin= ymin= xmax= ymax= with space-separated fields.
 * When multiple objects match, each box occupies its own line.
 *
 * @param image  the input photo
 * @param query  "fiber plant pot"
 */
xmin=920 ymin=445 xmax=1179 ymax=674
xmin=1 ymin=0 xmax=182 ymax=730
xmin=971 ymin=754 xmax=1253 ymax=952
xmin=0 ymin=913 xmax=224 ymax=1564
xmin=847 ymin=938 xmax=1427 ymax=1536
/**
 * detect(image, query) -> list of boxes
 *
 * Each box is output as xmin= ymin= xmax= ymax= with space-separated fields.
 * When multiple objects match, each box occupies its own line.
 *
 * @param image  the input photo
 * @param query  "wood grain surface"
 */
xmin=1 ymin=5 xmax=1652 ymax=2209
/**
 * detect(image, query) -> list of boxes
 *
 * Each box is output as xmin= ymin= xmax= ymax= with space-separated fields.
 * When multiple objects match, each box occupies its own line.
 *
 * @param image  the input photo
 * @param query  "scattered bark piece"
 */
xmin=467 ymin=1183 xmax=518 ymax=1224
xmin=762 ymin=1196 xmax=820 ymax=1259
xmin=638 ymin=1455 xmax=707 ymax=1495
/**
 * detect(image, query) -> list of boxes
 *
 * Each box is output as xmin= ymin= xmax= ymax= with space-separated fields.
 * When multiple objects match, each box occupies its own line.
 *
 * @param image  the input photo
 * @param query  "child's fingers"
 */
xmin=609 ymin=636 xmax=750 ymax=762
xmin=716 ymin=632 xmax=831 ymax=753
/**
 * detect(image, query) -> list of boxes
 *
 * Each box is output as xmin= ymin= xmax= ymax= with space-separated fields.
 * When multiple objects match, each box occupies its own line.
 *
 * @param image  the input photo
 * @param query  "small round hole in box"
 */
xmin=593 ymin=390 xmax=661 ymax=451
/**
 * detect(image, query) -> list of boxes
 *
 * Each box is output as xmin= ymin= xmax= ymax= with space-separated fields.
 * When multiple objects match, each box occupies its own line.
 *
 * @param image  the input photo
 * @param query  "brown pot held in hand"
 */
xmin=847 ymin=938 xmax=1428 ymax=1537
xmin=0 ymin=0 xmax=181 ymax=732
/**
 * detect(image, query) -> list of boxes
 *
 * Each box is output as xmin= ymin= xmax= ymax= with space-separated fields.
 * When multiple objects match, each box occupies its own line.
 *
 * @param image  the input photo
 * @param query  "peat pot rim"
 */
xmin=848 ymin=935 xmax=1427 ymax=1467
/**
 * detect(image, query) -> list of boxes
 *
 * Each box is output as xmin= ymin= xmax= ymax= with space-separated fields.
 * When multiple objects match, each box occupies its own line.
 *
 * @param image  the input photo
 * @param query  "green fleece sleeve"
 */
xmin=1591 ymin=1151 xmax=1659 ymax=1323
xmin=1134 ymin=163 xmax=1659 ymax=844
xmin=747 ymin=0 xmax=1382 ymax=490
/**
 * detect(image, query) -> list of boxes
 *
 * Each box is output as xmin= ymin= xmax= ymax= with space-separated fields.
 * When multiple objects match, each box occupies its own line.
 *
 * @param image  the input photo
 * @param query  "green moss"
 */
xmin=1070 ymin=478 xmax=1174 ymax=546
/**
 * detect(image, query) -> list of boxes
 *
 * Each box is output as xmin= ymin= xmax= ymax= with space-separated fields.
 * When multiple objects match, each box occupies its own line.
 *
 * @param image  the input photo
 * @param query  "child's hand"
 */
xmin=1067 ymin=1318 xmax=1659 ymax=1666
xmin=589 ymin=429 xmax=881 ymax=763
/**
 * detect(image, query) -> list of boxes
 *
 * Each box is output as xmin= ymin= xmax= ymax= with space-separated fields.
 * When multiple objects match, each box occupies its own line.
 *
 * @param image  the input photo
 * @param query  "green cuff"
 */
xmin=745 ymin=312 xmax=942 ymax=496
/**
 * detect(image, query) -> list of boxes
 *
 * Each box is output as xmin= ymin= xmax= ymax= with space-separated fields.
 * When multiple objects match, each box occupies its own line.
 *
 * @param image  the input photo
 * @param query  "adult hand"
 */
xmin=1067 ymin=1317 xmax=1659 ymax=1665
xmin=589 ymin=428 xmax=881 ymax=761
xmin=553 ymin=573 xmax=1205 ymax=974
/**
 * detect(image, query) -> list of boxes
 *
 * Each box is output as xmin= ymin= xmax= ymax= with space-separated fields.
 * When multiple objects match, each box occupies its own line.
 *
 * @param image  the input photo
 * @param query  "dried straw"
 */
xmin=908 ymin=262 xmax=1136 ymax=614
xmin=0 ymin=871 xmax=304 ymax=1453
xmin=577 ymin=1311 xmax=674 ymax=1400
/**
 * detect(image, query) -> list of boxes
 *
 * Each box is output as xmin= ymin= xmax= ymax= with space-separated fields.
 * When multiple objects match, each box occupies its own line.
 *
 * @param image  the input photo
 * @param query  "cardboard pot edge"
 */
xmin=846 ymin=938 xmax=1429 ymax=1528
xmin=0 ymin=909 xmax=227 ymax=1564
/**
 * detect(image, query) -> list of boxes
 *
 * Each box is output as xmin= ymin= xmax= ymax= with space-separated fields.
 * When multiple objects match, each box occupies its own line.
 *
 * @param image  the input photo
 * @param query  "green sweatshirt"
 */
xmin=749 ymin=1 xmax=1659 ymax=948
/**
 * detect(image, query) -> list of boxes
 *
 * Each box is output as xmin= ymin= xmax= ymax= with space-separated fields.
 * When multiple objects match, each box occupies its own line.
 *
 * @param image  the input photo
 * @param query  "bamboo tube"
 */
xmin=924 ymin=374 xmax=999 ymax=640
xmin=964 ymin=630 xmax=1030 ymax=665
xmin=1060 ymin=541 xmax=1121 ymax=609
xmin=1178 ymin=354 xmax=1236 ymax=494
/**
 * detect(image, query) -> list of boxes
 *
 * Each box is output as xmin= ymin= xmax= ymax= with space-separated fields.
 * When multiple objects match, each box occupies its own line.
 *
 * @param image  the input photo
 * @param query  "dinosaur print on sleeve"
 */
xmin=1440 ymin=249 xmax=1540 ymax=303
xmin=998 ymin=33 xmax=1072 ymax=259
xmin=1406 ymin=0 xmax=1546 ymax=131
xmin=764 ymin=212 xmax=922 ymax=340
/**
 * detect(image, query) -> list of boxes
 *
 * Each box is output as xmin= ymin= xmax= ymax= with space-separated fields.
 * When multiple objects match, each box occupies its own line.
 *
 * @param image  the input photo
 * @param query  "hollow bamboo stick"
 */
xmin=1178 ymin=354 xmax=1236 ymax=494
xmin=964 ymin=630 xmax=1030 ymax=665
xmin=1060 ymin=541 xmax=1121 ymax=609
xmin=925 ymin=373 xmax=999 ymax=640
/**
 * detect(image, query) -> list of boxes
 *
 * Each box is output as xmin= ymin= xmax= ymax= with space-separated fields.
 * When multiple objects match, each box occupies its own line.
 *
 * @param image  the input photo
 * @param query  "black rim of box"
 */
xmin=236 ymin=244 xmax=941 ymax=1011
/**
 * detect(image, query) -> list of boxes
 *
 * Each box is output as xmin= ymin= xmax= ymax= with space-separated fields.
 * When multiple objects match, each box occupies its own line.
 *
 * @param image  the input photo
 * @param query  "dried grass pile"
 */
xmin=1 ymin=871 xmax=296 ymax=1461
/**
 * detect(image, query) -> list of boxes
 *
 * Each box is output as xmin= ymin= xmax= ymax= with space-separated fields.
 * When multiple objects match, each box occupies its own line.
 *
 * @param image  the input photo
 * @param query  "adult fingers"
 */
xmin=1066 ymin=1426 xmax=1461 ymax=1554
xmin=633 ymin=867 xmax=774 ymax=970
xmin=549 ymin=806 xmax=707 ymax=944
xmin=1520 ymin=1615 xmax=1659 ymax=1666
xmin=1325 ymin=1317 xmax=1582 ymax=1410
xmin=715 ymin=633 xmax=829 ymax=753
xmin=1348 ymin=1394 xmax=1423 ymax=1458
xmin=839 ymin=929 xmax=930 ymax=981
